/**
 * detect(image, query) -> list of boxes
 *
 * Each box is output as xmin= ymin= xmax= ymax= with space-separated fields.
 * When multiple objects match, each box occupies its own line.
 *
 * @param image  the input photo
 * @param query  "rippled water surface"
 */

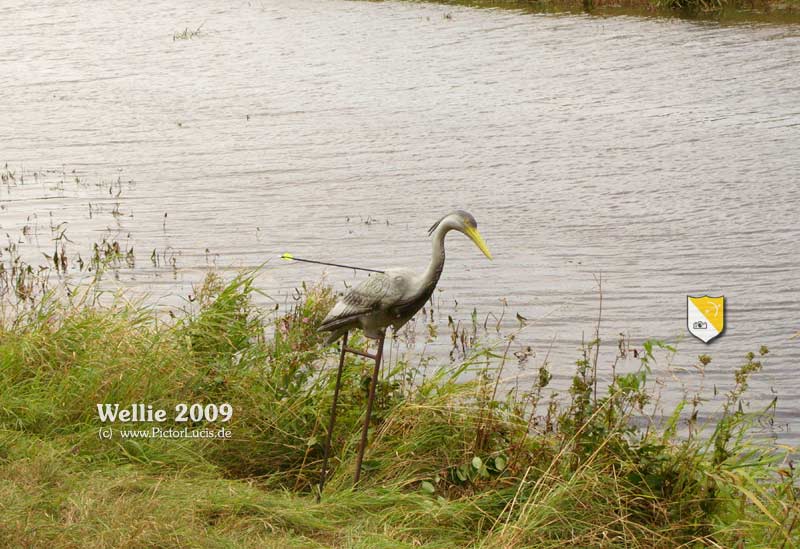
xmin=2 ymin=1 xmax=799 ymax=442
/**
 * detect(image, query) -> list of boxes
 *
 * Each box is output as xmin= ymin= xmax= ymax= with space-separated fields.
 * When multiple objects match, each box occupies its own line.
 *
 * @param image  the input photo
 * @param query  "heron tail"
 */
xmin=322 ymin=327 xmax=348 ymax=346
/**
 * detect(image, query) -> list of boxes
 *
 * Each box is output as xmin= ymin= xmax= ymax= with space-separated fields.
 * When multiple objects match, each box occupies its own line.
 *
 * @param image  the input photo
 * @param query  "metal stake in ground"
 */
xmin=317 ymin=330 xmax=349 ymax=501
xmin=317 ymin=330 xmax=387 ymax=498
xmin=353 ymin=332 xmax=386 ymax=485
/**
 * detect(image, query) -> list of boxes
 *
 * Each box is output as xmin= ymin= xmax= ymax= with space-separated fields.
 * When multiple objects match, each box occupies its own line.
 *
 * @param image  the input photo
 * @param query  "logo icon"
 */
xmin=687 ymin=295 xmax=725 ymax=343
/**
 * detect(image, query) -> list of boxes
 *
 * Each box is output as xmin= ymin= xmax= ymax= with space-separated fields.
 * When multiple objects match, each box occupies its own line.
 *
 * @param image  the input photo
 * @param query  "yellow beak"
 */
xmin=464 ymin=226 xmax=492 ymax=260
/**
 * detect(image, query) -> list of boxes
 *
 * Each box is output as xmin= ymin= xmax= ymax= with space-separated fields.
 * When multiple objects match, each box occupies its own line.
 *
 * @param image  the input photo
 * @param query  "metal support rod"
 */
xmin=317 ymin=331 xmax=349 ymax=502
xmin=354 ymin=332 xmax=386 ymax=485
xmin=343 ymin=346 xmax=378 ymax=360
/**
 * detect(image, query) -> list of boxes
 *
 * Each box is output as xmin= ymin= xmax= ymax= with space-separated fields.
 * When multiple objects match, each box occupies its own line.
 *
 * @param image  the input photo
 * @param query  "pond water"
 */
xmin=2 ymin=0 xmax=799 ymax=444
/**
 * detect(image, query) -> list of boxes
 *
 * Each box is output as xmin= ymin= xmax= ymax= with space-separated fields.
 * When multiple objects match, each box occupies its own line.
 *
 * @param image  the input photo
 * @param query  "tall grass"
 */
xmin=0 ymin=270 xmax=797 ymax=547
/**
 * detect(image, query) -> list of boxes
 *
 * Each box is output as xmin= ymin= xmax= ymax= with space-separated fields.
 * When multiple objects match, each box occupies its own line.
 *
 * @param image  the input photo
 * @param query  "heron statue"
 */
xmin=316 ymin=210 xmax=492 ymax=497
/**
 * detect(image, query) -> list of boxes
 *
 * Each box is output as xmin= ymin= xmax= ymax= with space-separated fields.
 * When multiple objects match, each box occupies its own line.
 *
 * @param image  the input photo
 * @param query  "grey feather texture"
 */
xmin=318 ymin=270 xmax=416 ymax=343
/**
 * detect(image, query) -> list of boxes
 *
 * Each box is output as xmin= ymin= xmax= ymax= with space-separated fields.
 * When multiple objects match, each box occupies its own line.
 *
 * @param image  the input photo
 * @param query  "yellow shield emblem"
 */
xmin=687 ymin=295 xmax=725 ymax=343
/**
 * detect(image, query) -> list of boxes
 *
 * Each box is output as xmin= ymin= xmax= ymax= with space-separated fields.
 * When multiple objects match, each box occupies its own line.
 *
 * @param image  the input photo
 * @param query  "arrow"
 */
xmin=280 ymin=253 xmax=384 ymax=273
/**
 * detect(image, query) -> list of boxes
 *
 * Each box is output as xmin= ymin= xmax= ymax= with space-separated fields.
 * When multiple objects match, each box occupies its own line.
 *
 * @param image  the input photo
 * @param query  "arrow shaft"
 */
xmin=284 ymin=255 xmax=384 ymax=273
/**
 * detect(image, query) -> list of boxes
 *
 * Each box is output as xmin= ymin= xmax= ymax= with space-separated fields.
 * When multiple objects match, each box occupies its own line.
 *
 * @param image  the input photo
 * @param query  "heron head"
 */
xmin=428 ymin=210 xmax=492 ymax=260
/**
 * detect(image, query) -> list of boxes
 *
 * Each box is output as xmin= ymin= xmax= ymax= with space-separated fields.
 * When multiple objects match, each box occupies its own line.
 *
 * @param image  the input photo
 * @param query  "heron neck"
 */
xmin=422 ymin=224 xmax=448 ymax=289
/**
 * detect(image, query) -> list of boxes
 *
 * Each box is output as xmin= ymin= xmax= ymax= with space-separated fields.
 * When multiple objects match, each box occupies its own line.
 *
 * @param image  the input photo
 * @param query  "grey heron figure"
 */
xmin=317 ymin=210 xmax=492 ymax=496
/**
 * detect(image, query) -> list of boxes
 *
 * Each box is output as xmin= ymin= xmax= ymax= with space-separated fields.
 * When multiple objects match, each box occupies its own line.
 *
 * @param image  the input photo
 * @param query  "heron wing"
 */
xmin=318 ymin=273 xmax=395 ymax=331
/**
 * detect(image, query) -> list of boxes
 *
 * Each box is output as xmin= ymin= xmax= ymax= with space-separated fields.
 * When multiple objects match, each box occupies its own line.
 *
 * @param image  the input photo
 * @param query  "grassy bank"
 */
xmin=0 ymin=271 xmax=797 ymax=547
xmin=408 ymin=0 xmax=800 ymax=24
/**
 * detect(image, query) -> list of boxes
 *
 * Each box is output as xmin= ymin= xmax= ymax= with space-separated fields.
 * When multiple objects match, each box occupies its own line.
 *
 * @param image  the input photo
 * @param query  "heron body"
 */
xmin=318 ymin=210 xmax=492 ymax=344
xmin=316 ymin=210 xmax=491 ymax=496
xmin=317 ymin=268 xmax=427 ymax=342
